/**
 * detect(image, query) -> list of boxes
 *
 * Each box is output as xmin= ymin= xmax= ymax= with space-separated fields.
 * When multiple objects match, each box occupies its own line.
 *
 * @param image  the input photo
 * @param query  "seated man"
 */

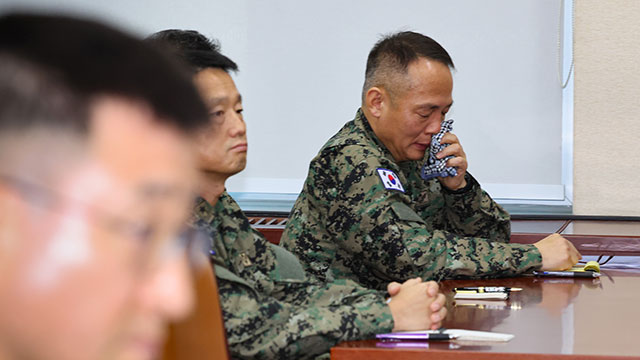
xmin=147 ymin=30 xmax=447 ymax=359
xmin=281 ymin=31 xmax=581 ymax=290
xmin=0 ymin=14 xmax=210 ymax=360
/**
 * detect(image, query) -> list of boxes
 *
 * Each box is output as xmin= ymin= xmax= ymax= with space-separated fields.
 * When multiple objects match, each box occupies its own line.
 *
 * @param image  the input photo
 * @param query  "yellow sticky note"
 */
xmin=569 ymin=260 xmax=600 ymax=273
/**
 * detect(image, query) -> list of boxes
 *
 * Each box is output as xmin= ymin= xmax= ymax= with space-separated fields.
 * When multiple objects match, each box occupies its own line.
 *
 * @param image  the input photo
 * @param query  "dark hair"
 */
xmin=0 ymin=13 xmax=208 ymax=132
xmin=0 ymin=53 xmax=86 ymax=133
xmin=362 ymin=31 xmax=454 ymax=100
xmin=146 ymin=29 xmax=238 ymax=74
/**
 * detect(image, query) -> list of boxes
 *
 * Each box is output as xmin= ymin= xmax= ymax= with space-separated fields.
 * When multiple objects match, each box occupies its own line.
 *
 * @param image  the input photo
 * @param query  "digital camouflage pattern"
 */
xmin=281 ymin=109 xmax=542 ymax=290
xmin=189 ymin=191 xmax=394 ymax=360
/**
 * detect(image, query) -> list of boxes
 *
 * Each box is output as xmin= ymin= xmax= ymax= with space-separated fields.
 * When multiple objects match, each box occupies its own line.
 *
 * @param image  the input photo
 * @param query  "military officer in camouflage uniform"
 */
xmin=148 ymin=29 xmax=447 ymax=359
xmin=281 ymin=31 xmax=581 ymax=290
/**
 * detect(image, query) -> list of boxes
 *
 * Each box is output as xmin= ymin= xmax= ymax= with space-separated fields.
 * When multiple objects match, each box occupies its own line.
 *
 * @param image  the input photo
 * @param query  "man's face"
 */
xmin=0 ymin=97 xmax=197 ymax=360
xmin=374 ymin=58 xmax=453 ymax=162
xmin=193 ymin=68 xmax=247 ymax=177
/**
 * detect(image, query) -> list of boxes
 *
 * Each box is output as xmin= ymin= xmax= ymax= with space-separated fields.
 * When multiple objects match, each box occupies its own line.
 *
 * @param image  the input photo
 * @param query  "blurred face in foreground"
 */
xmin=0 ymin=96 xmax=198 ymax=360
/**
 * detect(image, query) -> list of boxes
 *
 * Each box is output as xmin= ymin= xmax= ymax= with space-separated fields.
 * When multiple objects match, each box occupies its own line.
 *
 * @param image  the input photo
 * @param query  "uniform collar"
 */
xmin=191 ymin=195 xmax=217 ymax=225
xmin=355 ymin=108 xmax=398 ymax=164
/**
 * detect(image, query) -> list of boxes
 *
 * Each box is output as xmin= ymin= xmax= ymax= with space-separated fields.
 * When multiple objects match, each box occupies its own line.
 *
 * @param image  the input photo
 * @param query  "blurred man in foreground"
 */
xmin=0 ymin=14 xmax=209 ymax=360
xmin=148 ymin=29 xmax=447 ymax=359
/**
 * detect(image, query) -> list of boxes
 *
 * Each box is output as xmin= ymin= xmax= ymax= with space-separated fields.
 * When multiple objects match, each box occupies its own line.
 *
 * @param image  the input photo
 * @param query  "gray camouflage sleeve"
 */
xmin=218 ymin=277 xmax=394 ymax=359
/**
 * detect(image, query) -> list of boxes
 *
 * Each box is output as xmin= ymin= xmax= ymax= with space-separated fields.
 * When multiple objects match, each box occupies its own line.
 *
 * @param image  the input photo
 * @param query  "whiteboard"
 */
xmin=1 ymin=0 xmax=569 ymax=205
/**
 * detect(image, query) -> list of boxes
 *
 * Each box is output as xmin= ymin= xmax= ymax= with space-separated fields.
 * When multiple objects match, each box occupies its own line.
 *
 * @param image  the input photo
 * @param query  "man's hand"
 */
xmin=436 ymin=132 xmax=468 ymax=190
xmin=386 ymin=278 xmax=447 ymax=331
xmin=534 ymin=233 xmax=582 ymax=270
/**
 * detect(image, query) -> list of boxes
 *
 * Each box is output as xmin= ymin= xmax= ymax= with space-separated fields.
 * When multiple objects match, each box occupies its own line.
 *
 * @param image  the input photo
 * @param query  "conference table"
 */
xmin=331 ymin=269 xmax=640 ymax=359
xmin=331 ymin=219 xmax=640 ymax=360
xmin=245 ymin=216 xmax=640 ymax=359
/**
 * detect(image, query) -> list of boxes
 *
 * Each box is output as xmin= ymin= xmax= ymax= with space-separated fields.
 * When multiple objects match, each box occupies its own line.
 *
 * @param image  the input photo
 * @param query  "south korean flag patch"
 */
xmin=377 ymin=168 xmax=405 ymax=192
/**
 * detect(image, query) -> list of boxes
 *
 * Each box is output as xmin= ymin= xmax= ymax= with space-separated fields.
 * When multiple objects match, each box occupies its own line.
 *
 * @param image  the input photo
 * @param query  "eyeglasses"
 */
xmin=0 ymin=173 xmax=212 ymax=272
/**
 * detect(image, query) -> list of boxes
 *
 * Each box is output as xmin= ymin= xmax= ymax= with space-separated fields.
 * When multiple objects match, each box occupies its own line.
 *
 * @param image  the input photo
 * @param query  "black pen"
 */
xmin=533 ymin=271 xmax=600 ymax=278
xmin=453 ymin=286 xmax=522 ymax=293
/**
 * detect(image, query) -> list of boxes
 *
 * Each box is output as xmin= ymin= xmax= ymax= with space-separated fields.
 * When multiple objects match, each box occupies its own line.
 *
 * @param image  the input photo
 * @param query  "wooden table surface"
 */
xmin=331 ymin=269 xmax=640 ymax=359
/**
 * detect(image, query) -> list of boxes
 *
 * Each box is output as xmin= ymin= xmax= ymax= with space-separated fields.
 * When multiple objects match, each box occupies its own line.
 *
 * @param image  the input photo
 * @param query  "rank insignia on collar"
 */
xmin=376 ymin=168 xmax=405 ymax=192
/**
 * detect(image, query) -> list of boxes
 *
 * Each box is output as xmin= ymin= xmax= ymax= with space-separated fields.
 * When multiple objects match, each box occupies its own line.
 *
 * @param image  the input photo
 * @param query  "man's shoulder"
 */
xmin=313 ymin=124 xmax=394 ymax=180
xmin=319 ymin=120 xmax=385 ymax=159
xmin=190 ymin=191 xmax=256 ymax=245
xmin=321 ymin=119 xmax=364 ymax=149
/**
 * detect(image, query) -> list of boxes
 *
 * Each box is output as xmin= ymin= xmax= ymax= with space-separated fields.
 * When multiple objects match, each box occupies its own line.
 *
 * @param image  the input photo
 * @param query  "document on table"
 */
xmin=453 ymin=292 xmax=509 ymax=300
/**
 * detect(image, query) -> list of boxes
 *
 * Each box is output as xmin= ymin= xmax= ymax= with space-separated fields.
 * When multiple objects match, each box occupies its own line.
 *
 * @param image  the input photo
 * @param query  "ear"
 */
xmin=364 ymin=86 xmax=386 ymax=118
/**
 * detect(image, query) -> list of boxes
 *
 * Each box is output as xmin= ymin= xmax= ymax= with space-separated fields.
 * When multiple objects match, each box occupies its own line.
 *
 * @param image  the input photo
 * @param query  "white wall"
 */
xmin=573 ymin=0 xmax=640 ymax=216
xmin=0 ymin=0 xmax=568 ymax=202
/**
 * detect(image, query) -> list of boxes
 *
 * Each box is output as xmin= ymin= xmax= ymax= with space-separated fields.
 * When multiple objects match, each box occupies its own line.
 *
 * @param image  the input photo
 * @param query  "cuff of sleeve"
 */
xmin=353 ymin=297 xmax=395 ymax=337
xmin=510 ymin=243 xmax=544 ymax=273
xmin=441 ymin=172 xmax=477 ymax=195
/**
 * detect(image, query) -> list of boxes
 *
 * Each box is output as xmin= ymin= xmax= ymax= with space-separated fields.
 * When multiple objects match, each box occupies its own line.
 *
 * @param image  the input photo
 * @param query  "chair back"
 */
xmin=162 ymin=262 xmax=230 ymax=360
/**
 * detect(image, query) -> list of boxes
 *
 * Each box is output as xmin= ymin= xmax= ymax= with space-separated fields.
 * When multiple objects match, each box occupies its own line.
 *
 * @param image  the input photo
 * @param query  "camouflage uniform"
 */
xmin=190 ymin=192 xmax=394 ymax=359
xmin=281 ymin=109 xmax=542 ymax=290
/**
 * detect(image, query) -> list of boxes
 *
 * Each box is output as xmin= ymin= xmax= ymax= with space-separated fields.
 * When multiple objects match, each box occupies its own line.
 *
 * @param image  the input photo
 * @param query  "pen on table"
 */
xmin=376 ymin=333 xmax=458 ymax=341
xmin=453 ymin=286 xmax=522 ymax=293
xmin=533 ymin=271 xmax=600 ymax=278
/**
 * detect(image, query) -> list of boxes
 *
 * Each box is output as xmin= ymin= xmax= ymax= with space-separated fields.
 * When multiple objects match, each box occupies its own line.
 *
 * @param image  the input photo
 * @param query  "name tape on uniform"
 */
xmin=377 ymin=168 xmax=404 ymax=192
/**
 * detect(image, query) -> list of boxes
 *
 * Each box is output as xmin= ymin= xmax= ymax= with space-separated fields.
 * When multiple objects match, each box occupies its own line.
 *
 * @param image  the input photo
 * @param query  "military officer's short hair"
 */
xmin=146 ymin=29 xmax=238 ymax=74
xmin=362 ymin=31 xmax=455 ymax=102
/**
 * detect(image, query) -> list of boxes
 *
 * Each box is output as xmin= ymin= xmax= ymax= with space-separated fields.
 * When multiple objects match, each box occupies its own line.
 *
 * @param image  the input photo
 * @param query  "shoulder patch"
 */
xmin=376 ymin=168 xmax=405 ymax=192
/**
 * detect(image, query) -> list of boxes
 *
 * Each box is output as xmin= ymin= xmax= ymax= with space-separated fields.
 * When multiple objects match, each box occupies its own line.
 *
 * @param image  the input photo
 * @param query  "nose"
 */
xmin=141 ymin=253 xmax=194 ymax=322
xmin=424 ymin=115 xmax=443 ymax=135
xmin=228 ymin=111 xmax=246 ymax=138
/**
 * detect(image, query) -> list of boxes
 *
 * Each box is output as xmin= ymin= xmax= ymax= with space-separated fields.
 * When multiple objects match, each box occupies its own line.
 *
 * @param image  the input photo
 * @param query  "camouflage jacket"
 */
xmin=189 ymin=192 xmax=394 ymax=359
xmin=281 ymin=109 xmax=542 ymax=290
